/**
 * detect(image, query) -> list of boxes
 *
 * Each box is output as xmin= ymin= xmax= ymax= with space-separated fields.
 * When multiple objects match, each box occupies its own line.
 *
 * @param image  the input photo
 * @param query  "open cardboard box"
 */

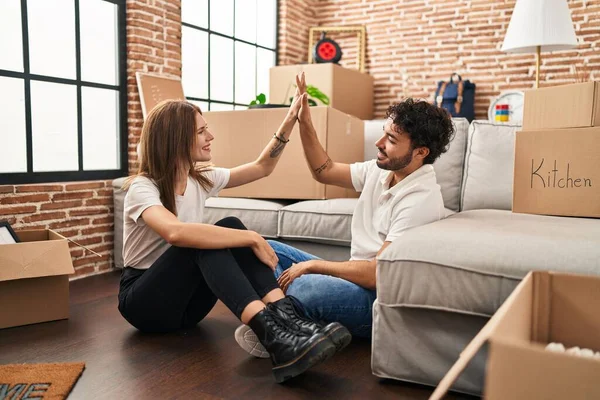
xmin=431 ymin=271 xmax=600 ymax=400
xmin=0 ymin=229 xmax=75 ymax=329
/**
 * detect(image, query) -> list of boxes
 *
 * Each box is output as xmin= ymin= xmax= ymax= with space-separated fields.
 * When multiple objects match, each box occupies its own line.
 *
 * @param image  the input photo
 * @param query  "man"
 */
xmin=235 ymin=73 xmax=455 ymax=357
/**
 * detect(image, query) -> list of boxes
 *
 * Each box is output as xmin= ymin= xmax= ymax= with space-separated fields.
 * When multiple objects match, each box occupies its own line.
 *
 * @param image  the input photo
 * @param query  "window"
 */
xmin=181 ymin=0 xmax=278 ymax=111
xmin=0 ymin=0 xmax=127 ymax=185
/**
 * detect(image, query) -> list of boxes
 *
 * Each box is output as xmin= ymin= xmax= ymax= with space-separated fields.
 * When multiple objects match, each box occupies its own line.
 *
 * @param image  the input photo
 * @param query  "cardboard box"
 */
xmin=0 ymin=229 xmax=75 ymax=329
xmin=269 ymin=64 xmax=374 ymax=120
xmin=204 ymin=106 xmax=363 ymax=199
xmin=432 ymin=271 xmax=600 ymax=400
xmin=512 ymin=127 xmax=600 ymax=218
xmin=523 ymin=81 xmax=600 ymax=130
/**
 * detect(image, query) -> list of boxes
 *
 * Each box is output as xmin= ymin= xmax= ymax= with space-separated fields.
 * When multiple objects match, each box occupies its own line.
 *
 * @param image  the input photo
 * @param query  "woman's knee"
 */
xmin=215 ymin=216 xmax=247 ymax=230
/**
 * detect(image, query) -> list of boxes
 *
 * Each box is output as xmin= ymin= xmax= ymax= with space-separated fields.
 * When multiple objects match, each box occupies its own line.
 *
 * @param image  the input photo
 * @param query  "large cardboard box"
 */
xmin=432 ymin=271 xmax=600 ymax=400
xmin=0 ymin=229 xmax=75 ymax=329
xmin=204 ymin=106 xmax=364 ymax=199
xmin=523 ymin=81 xmax=600 ymax=130
xmin=269 ymin=64 xmax=374 ymax=120
xmin=513 ymin=127 xmax=600 ymax=218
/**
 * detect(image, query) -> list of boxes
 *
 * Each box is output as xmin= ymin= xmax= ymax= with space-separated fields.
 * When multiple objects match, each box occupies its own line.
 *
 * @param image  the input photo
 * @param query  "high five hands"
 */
xmin=294 ymin=72 xmax=312 ymax=125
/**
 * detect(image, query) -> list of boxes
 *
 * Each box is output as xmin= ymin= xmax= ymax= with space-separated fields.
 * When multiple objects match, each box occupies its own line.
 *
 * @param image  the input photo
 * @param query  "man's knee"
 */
xmin=287 ymin=277 xmax=327 ymax=307
xmin=215 ymin=216 xmax=247 ymax=230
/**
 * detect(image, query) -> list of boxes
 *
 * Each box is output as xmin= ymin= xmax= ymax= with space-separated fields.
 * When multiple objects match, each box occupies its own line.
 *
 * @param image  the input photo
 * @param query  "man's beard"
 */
xmin=376 ymin=148 xmax=413 ymax=171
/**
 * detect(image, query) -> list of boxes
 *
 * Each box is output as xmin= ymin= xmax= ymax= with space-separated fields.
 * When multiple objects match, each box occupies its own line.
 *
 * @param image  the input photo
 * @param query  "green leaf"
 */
xmin=308 ymin=98 xmax=318 ymax=106
xmin=250 ymin=100 xmax=257 ymax=105
xmin=306 ymin=85 xmax=330 ymax=105
xmin=257 ymin=93 xmax=267 ymax=104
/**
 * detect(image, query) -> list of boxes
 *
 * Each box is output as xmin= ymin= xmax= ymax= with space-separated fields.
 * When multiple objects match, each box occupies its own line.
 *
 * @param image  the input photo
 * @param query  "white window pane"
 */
xmin=210 ymin=35 xmax=233 ymax=102
xmin=257 ymin=0 xmax=277 ymax=49
xmin=82 ymin=87 xmax=119 ymax=170
xmin=235 ymin=42 xmax=256 ymax=104
xmin=257 ymin=49 xmax=275 ymax=103
xmin=209 ymin=103 xmax=233 ymax=111
xmin=189 ymin=100 xmax=209 ymax=113
xmin=210 ymin=0 xmax=233 ymax=36
xmin=0 ymin=0 xmax=23 ymax=72
xmin=182 ymin=0 xmax=208 ymax=27
xmin=80 ymin=0 xmax=118 ymax=85
xmin=0 ymin=77 xmax=27 ymax=173
xmin=31 ymin=81 xmax=78 ymax=172
xmin=182 ymin=27 xmax=208 ymax=99
xmin=234 ymin=105 xmax=247 ymax=110
xmin=28 ymin=0 xmax=76 ymax=79
xmin=235 ymin=0 xmax=256 ymax=43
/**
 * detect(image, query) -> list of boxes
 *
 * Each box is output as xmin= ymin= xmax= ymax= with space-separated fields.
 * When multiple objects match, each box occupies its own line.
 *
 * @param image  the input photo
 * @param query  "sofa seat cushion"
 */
xmin=377 ymin=209 xmax=600 ymax=317
xmin=204 ymin=197 xmax=290 ymax=238
xmin=278 ymin=199 xmax=357 ymax=245
xmin=278 ymin=199 xmax=456 ymax=246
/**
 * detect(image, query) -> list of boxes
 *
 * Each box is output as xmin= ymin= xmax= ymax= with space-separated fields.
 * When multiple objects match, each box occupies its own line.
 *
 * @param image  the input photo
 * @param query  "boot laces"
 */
xmin=264 ymin=310 xmax=297 ymax=340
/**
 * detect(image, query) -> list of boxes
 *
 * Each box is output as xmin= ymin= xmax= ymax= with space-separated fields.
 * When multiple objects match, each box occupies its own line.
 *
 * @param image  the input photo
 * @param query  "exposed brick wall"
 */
xmin=278 ymin=0 xmax=600 ymax=119
xmin=0 ymin=182 xmax=115 ymax=278
xmin=127 ymin=0 xmax=182 ymax=173
xmin=277 ymin=0 xmax=318 ymax=65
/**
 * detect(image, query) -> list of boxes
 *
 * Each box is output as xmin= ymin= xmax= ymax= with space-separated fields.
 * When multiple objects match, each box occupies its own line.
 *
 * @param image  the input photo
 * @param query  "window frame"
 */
xmin=182 ymin=0 xmax=279 ymax=110
xmin=0 ymin=0 xmax=128 ymax=185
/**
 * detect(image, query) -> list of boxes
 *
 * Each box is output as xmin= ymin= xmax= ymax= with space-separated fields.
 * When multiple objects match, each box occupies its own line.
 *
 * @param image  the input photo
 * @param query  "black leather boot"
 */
xmin=247 ymin=307 xmax=336 ymax=383
xmin=268 ymin=296 xmax=352 ymax=353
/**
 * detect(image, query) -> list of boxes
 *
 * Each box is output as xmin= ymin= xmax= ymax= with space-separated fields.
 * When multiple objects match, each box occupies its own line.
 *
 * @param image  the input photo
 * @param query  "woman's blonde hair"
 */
xmin=123 ymin=100 xmax=213 ymax=215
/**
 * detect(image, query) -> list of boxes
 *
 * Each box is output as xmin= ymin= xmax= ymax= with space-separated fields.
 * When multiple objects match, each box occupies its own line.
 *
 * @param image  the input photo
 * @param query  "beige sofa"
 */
xmin=112 ymin=119 xmax=600 ymax=395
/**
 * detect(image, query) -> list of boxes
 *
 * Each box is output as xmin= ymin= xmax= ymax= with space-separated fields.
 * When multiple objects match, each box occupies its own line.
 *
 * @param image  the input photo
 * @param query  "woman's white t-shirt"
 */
xmin=122 ymin=168 xmax=230 ymax=269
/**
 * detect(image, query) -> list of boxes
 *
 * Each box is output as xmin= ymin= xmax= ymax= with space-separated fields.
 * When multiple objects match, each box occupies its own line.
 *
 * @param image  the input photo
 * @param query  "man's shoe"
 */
xmin=247 ymin=307 xmax=336 ymax=383
xmin=234 ymin=324 xmax=269 ymax=358
xmin=269 ymin=296 xmax=352 ymax=353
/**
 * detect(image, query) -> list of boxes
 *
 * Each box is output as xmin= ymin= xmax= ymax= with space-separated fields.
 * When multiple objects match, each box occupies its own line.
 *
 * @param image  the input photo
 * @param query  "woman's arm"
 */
xmin=141 ymin=204 xmax=278 ymax=269
xmin=225 ymin=79 xmax=303 ymax=189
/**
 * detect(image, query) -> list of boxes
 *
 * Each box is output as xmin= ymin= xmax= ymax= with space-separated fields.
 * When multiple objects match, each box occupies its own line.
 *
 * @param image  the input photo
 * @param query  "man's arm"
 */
xmin=278 ymin=241 xmax=393 ymax=291
xmin=225 ymin=92 xmax=302 ymax=189
xmin=296 ymin=75 xmax=355 ymax=189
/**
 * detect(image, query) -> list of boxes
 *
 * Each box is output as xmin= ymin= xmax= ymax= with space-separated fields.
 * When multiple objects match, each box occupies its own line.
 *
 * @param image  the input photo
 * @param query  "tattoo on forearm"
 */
xmin=270 ymin=141 xmax=286 ymax=158
xmin=314 ymin=157 xmax=332 ymax=174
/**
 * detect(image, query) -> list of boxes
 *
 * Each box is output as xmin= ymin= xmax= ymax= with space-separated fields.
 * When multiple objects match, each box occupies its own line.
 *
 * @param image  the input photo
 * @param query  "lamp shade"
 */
xmin=501 ymin=0 xmax=578 ymax=53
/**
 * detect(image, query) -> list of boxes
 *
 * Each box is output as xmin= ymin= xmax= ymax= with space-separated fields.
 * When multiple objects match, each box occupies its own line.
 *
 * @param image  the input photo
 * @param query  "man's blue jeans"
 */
xmin=268 ymin=240 xmax=377 ymax=338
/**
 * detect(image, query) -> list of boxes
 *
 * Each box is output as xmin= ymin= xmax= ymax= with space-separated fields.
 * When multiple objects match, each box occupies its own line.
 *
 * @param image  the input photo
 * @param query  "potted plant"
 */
xmin=248 ymin=93 xmax=288 ymax=109
xmin=248 ymin=85 xmax=330 ymax=109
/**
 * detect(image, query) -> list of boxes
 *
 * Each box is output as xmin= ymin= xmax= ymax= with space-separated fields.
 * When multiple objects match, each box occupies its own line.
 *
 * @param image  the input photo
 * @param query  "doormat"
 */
xmin=0 ymin=362 xmax=85 ymax=400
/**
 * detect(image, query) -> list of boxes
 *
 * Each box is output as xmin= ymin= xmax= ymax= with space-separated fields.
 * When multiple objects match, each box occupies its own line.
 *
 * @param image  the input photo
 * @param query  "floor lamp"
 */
xmin=501 ymin=0 xmax=578 ymax=88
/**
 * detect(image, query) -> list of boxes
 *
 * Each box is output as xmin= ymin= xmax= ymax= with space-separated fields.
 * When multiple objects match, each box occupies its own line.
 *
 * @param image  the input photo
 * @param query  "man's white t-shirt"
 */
xmin=122 ymin=168 xmax=230 ymax=269
xmin=349 ymin=160 xmax=445 ymax=261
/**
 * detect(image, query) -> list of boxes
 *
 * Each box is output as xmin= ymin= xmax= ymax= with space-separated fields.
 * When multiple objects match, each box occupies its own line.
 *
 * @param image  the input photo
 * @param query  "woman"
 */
xmin=118 ymin=85 xmax=349 ymax=383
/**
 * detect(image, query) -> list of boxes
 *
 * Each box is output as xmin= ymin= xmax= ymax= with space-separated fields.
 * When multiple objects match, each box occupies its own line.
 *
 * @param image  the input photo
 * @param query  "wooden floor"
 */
xmin=0 ymin=271 xmax=476 ymax=399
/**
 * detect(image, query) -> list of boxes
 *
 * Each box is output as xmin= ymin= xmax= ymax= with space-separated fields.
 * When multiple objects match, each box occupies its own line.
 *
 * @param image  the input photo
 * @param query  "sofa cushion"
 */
xmin=377 ymin=209 xmax=600 ymax=317
xmin=433 ymin=118 xmax=469 ymax=212
xmin=204 ymin=197 xmax=289 ymax=238
xmin=112 ymin=177 xmax=127 ymax=268
xmin=461 ymin=121 xmax=521 ymax=211
xmin=364 ymin=118 xmax=469 ymax=212
xmin=278 ymin=199 xmax=357 ymax=245
xmin=278 ymin=199 xmax=455 ymax=246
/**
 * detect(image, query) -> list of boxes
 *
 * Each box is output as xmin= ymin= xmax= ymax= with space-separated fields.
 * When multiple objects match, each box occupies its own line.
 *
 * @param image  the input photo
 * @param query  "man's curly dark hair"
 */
xmin=385 ymin=98 xmax=455 ymax=165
